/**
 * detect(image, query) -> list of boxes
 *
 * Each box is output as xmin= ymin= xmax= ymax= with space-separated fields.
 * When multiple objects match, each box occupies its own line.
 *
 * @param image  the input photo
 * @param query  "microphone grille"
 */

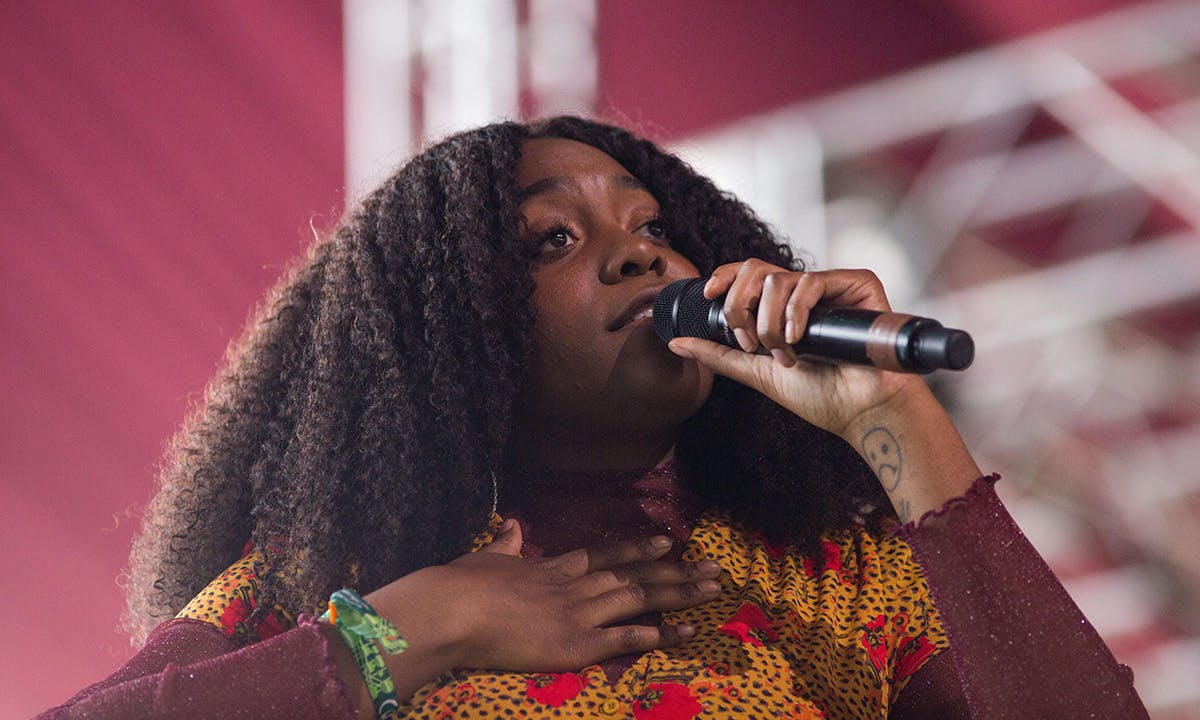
xmin=653 ymin=278 xmax=711 ymax=343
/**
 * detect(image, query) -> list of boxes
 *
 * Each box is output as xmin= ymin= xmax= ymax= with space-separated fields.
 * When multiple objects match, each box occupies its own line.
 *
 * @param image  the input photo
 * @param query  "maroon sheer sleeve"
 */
xmin=896 ymin=474 xmax=1149 ymax=719
xmin=889 ymin=649 xmax=970 ymax=719
xmin=35 ymin=616 xmax=356 ymax=720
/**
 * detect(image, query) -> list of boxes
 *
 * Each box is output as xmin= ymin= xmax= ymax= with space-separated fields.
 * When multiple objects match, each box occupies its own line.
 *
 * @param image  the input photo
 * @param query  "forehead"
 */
xmin=516 ymin=137 xmax=639 ymax=190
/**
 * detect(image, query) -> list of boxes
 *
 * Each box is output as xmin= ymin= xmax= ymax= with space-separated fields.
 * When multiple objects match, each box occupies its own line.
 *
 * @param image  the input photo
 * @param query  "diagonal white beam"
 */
xmin=737 ymin=0 xmax=1200 ymax=160
xmin=883 ymin=95 xmax=1200 ymax=230
xmin=1031 ymin=50 xmax=1200 ymax=232
xmin=918 ymin=233 xmax=1200 ymax=351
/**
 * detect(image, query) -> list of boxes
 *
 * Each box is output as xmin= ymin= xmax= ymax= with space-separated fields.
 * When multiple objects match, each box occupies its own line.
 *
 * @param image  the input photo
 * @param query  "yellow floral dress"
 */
xmin=178 ymin=510 xmax=947 ymax=719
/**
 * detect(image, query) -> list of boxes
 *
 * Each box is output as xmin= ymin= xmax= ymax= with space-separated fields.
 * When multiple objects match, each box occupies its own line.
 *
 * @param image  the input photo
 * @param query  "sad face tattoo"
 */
xmin=862 ymin=426 xmax=903 ymax=492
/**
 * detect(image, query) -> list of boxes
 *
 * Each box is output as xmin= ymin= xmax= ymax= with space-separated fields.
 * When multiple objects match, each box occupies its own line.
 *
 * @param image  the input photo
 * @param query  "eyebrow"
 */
xmin=517 ymin=174 xmax=648 ymax=202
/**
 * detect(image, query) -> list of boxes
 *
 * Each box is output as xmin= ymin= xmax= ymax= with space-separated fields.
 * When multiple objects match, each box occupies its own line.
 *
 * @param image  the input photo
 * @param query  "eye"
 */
xmin=536 ymin=224 xmax=577 ymax=254
xmin=638 ymin=218 xmax=668 ymax=241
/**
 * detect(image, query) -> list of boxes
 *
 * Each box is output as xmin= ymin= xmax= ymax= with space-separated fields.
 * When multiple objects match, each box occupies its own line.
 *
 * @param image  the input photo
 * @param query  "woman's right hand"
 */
xmin=362 ymin=519 xmax=722 ymax=688
xmin=448 ymin=519 xmax=721 ymax=671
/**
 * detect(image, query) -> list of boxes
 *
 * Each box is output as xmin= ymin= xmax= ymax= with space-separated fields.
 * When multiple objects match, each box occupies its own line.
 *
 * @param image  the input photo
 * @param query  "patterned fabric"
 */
xmin=179 ymin=510 xmax=946 ymax=719
xmin=176 ymin=551 xmax=295 ymax=645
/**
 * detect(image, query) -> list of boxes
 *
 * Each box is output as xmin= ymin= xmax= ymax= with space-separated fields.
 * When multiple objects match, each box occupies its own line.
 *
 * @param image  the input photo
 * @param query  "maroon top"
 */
xmin=35 ymin=470 xmax=1149 ymax=719
xmin=896 ymin=475 xmax=1146 ymax=718
xmin=498 ymin=462 xmax=708 ymax=683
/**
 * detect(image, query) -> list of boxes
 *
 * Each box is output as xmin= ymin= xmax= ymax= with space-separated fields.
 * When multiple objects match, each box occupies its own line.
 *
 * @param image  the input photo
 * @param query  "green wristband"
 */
xmin=320 ymin=589 xmax=409 ymax=719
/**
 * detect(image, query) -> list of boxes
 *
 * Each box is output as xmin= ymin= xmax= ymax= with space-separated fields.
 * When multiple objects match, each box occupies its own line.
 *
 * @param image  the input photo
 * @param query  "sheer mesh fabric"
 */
xmin=898 ymin=475 xmax=1148 ymax=719
xmin=35 ymin=618 xmax=354 ymax=719
xmin=36 ymin=471 xmax=1149 ymax=718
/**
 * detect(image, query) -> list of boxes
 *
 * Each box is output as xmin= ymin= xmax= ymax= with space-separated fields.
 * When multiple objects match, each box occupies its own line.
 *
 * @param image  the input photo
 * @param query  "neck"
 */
xmin=501 ymin=455 xmax=683 ymax=499
xmin=506 ymin=424 xmax=679 ymax=474
xmin=494 ymin=455 xmax=702 ymax=560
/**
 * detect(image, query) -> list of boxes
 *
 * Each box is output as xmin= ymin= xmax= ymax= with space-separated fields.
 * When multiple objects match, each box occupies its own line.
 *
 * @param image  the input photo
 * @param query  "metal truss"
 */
xmin=343 ymin=0 xmax=596 ymax=200
xmin=681 ymin=2 xmax=1200 ymax=714
xmin=341 ymin=1 xmax=1200 ymax=711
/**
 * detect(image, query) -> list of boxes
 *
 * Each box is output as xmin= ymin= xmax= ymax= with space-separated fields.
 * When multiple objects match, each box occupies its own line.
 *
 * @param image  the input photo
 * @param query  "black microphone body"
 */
xmin=653 ymin=278 xmax=974 ymax=373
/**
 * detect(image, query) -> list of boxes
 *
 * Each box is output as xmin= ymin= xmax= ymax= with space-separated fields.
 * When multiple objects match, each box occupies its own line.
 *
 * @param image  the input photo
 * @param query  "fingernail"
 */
xmin=697 ymin=560 xmax=721 ymax=577
xmin=499 ymin=519 xmax=514 ymax=533
xmin=668 ymin=340 xmax=693 ymax=359
xmin=677 ymin=623 xmax=696 ymax=638
xmin=651 ymin=536 xmax=672 ymax=550
xmin=733 ymin=327 xmax=753 ymax=352
xmin=785 ymin=320 xmax=796 ymax=344
xmin=697 ymin=580 xmax=721 ymax=594
xmin=771 ymin=348 xmax=791 ymax=366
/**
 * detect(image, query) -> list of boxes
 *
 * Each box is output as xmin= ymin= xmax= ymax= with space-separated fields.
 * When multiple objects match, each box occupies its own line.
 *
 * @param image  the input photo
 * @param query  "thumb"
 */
xmin=479 ymin=518 xmax=523 ymax=556
xmin=668 ymin=337 xmax=767 ymax=389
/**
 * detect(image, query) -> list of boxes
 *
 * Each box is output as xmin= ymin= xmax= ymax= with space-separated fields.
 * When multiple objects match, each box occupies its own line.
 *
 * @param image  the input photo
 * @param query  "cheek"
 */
xmin=527 ymin=289 xmax=613 ymax=395
xmin=667 ymin=246 xmax=702 ymax=279
xmin=530 ymin=292 xmax=600 ymax=363
xmin=531 ymin=326 xmax=605 ymax=388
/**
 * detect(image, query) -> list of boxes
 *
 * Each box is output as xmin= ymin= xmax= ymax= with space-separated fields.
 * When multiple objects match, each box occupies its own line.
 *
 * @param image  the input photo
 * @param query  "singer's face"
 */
xmin=511 ymin=138 xmax=713 ymax=460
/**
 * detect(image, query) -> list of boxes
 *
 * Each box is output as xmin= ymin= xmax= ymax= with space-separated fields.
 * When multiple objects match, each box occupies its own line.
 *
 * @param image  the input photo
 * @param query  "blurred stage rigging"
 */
xmin=351 ymin=2 xmax=1200 ymax=714
xmin=3 ymin=1 xmax=1199 ymax=717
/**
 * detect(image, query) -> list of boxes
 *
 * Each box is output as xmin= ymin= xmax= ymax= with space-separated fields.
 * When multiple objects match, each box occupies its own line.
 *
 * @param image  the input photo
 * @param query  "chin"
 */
xmin=638 ymin=330 xmax=713 ymax=407
xmin=623 ymin=357 xmax=714 ymax=429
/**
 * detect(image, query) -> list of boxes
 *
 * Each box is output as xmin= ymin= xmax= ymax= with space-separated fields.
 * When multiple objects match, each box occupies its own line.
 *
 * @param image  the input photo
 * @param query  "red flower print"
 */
xmin=802 ymin=540 xmax=844 ymax=579
xmin=525 ymin=673 xmax=587 ymax=707
xmin=453 ymin=683 xmax=477 ymax=702
xmin=253 ymin=609 xmax=289 ymax=641
xmin=894 ymin=634 xmax=936 ymax=682
xmin=633 ymin=682 xmax=703 ymax=720
xmin=218 ymin=597 xmax=250 ymax=634
xmin=426 ymin=686 xmax=453 ymax=707
xmin=860 ymin=614 xmax=888 ymax=671
xmin=719 ymin=602 xmax=779 ymax=647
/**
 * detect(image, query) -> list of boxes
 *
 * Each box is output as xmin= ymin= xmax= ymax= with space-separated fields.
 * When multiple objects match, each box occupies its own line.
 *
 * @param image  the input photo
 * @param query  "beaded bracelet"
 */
xmin=320 ymin=589 xmax=409 ymax=720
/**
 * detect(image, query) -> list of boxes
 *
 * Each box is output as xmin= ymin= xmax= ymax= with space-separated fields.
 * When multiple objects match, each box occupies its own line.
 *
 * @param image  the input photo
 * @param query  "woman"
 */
xmin=39 ymin=117 xmax=1147 ymax=719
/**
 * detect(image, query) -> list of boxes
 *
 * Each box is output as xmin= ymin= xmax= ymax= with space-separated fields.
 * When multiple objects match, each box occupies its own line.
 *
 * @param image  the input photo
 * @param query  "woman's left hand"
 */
xmin=666 ymin=260 xmax=926 ymax=440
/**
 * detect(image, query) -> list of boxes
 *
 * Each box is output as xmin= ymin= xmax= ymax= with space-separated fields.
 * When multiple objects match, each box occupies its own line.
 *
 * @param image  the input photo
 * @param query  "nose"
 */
xmin=599 ymin=231 xmax=666 ymax=284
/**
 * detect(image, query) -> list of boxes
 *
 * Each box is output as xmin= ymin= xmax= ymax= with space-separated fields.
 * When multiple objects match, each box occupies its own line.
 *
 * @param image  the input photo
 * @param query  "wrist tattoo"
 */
xmin=861 ymin=426 xmax=903 ymax=492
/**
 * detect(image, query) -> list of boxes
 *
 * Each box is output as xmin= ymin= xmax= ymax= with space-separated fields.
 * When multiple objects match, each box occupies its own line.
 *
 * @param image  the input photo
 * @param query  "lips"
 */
xmin=608 ymin=284 xmax=667 ymax=331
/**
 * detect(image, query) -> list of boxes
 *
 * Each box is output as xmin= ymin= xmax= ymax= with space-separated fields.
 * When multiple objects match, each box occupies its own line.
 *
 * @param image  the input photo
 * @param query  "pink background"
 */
xmin=0 ymin=1 xmax=1157 ymax=716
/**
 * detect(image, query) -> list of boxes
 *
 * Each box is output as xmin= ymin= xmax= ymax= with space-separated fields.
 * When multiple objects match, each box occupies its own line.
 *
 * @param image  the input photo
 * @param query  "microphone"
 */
xmin=653 ymin=278 xmax=974 ymax=373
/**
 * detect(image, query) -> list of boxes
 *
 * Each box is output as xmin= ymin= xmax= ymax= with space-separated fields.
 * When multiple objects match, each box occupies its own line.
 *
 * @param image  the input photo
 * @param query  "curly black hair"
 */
xmin=122 ymin=116 xmax=885 ymax=644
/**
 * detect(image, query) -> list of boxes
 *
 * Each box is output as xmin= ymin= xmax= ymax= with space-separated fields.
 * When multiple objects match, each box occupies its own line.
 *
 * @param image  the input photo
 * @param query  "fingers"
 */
xmin=700 ymin=263 xmax=893 ymax=362
xmin=785 ymin=275 xmax=818 ymax=344
xmin=718 ymin=260 xmax=767 ymax=353
xmin=757 ymin=271 xmax=799 ymax=366
xmin=668 ymin=337 xmax=770 ymax=392
xmin=549 ymin=540 xmax=724 ymax=627
xmin=610 ymin=559 xmax=722 ymax=586
xmin=775 ymin=271 xmax=830 ymax=352
xmin=570 ymin=559 xmax=721 ymax=598
xmin=453 ymin=532 xmax=722 ymax=671
xmin=581 ymin=577 xmax=722 ymax=626
xmin=702 ymin=262 xmax=742 ymax=299
xmin=796 ymin=268 xmax=891 ymax=314
xmin=708 ymin=259 xmax=799 ymax=354
xmin=547 ymin=535 xmax=674 ymax=578
xmin=593 ymin=622 xmax=697 ymax=660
